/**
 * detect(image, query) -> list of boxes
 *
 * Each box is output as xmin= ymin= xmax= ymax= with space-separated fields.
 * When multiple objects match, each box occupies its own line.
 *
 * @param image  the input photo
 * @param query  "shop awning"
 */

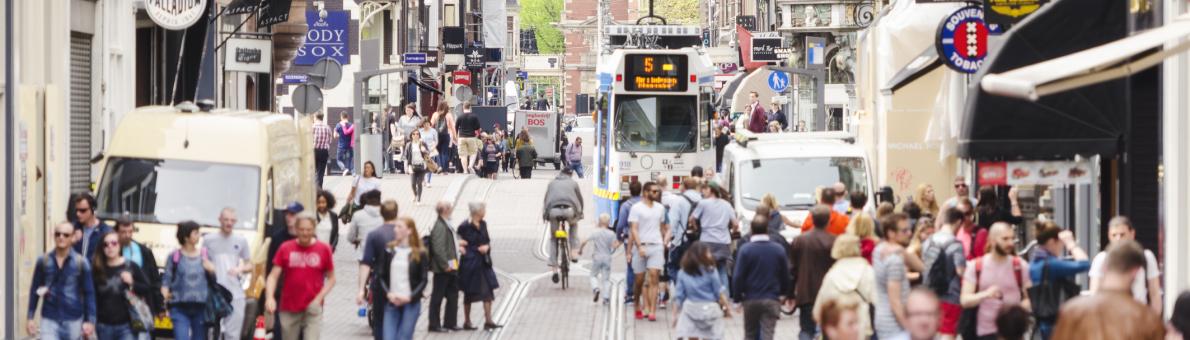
xmin=959 ymin=0 xmax=1129 ymax=160
xmin=981 ymin=15 xmax=1190 ymax=101
xmin=882 ymin=46 xmax=941 ymax=95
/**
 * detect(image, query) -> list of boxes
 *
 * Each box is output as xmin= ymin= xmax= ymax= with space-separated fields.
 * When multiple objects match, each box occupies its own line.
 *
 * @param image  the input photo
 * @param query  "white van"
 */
xmin=94 ymin=104 xmax=316 ymax=336
xmin=721 ymin=132 xmax=874 ymax=238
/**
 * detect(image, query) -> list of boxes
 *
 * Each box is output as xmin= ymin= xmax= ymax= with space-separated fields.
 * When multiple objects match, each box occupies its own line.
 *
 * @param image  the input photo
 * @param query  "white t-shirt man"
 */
xmin=1088 ymin=249 xmax=1160 ymax=303
xmin=628 ymin=201 xmax=666 ymax=245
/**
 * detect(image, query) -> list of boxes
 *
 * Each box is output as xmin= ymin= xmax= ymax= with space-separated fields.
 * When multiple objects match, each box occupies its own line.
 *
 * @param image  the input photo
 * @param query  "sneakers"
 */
xmin=593 ymin=289 xmax=601 ymax=302
xmin=658 ymin=300 xmax=667 ymax=310
xmin=648 ymin=314 xmax=657 ymax=322
xmin=634 ymin=310 xmax=644 ymax=320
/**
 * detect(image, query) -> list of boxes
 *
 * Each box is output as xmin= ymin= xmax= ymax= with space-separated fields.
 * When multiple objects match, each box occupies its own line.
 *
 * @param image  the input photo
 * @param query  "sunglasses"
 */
xmin=105 ymin=240 xmax=120 ymax=247
xmin=54 ymin=232 xmax=72 ymax=238
xmin=954 ymin=183 xmax=969 ymax=188
xmin=76 ymin=208 xmax=91 ymax=214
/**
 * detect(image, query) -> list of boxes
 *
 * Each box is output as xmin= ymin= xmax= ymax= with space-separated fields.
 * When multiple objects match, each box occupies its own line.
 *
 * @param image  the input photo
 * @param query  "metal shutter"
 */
xmin=70 ymin=33 xmax=93 ymax=194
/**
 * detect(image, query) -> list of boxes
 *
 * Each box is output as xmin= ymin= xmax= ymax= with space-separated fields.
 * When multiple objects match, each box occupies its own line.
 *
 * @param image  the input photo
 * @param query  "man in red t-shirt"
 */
xmin=802 ymin=188 xmax=850 ymax=235
xmin=266 ymin=212 xmax=336 ymax=340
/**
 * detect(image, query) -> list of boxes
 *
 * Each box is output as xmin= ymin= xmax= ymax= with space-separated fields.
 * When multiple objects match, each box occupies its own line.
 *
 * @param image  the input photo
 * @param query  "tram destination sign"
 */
xmin=624 ymin=54 xmax=688 ymax=92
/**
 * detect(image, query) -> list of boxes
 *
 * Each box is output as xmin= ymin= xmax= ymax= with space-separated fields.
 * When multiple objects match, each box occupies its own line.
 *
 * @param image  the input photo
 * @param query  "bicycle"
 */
xmin=552 ymin=218 xmax=571 ymax=289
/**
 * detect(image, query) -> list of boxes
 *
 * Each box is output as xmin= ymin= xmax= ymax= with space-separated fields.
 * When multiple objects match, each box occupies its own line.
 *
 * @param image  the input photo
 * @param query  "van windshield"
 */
xmin=737 ymin=157 xmax=868 ymax=211
xmin=96 ymin=157 xmax=260 ymax=229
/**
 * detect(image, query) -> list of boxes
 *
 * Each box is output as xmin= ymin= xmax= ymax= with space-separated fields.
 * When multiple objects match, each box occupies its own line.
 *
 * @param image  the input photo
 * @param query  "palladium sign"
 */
xmin=145 ymin=0 xmax=207 ymax=30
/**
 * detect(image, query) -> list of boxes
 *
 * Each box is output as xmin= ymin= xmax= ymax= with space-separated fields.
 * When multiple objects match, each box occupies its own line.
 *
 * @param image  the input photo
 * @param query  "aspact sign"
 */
xmin=936 ymin=6 xmax=989 ymax=74
xmin=296 ymin=10 xmax=351 ymax=65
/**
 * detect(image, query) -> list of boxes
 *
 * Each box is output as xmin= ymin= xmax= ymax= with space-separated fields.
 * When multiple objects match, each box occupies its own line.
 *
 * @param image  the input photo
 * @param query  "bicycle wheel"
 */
xmin=559 ymin=238 xmax=570 ymax=289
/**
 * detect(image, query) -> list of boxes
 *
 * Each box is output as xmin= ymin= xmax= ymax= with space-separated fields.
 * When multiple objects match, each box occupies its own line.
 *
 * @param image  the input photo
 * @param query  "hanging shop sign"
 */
xmin=146 ymin=0 xmax=208 ymax=30
xmin=256 ymin=0 xmax=293 ymax=27
xmin=936 ymin=6 xmax=989 ymax=74
xmin=465 ymin=45 xmax=486 ymax=70
xmin=750 ymin=33 xmax=782 ymax=62
xmin=223 ymin=0 xmax=259 ymax=15
xmin=224 ymin=37 xmax=273 ymax=73
xmin=403 ymin=53 xmax=428 ymax=65
xmin=295 ymin=10 xmax=351 ymax=65
xmin=984 ymin=0 xmax=1048 ymax=27
xmin=444 ymin=27 xmax=466 ymax=55
xmin=978 ymin=160 xmax=1093 ymax=186
xmin=453 ymin=70 xmax=472 ymax=86
xmin=737 ymin=16 xmax=757 ymax=31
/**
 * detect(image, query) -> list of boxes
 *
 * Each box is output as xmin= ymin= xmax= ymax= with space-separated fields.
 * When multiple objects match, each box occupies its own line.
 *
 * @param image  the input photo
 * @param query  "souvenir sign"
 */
xmin=936 ymin=6 xmax=989 ymax=74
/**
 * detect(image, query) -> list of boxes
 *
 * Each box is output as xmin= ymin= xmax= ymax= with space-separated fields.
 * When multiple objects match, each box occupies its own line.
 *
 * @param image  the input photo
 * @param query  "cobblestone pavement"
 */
xmin=316 ymin=164 xmax=804 ymax=340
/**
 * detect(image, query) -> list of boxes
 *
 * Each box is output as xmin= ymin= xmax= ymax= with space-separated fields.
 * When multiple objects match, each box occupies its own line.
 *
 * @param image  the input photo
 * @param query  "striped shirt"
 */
xmin=313 ymin=122 xmax=332 ymax=150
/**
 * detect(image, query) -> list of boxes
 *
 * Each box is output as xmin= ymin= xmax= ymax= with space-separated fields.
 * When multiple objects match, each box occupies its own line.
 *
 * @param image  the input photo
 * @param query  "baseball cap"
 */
xmin=286 ymin=202 xmax=305 ymax=214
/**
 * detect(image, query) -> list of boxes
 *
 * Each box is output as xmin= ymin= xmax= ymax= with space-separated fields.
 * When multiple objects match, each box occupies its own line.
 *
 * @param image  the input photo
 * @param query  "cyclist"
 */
xmin=543 ymin=167 xmax=585 ymax=283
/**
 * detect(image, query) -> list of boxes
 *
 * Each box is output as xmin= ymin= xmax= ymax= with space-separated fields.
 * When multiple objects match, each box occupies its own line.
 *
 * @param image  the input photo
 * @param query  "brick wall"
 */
xmin=560 ymin=0 xmax=635 ymax=114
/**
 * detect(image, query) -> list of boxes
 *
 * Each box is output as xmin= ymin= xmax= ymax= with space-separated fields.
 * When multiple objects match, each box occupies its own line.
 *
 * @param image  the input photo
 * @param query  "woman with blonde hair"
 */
xmin=814 ymin=234 xmax=876 ymax=339
xmin=378 ymin=217 xmax=430 ymax=339
xmin=906 ymin=216 xmax=935 ymax=284
xmin=759 ymin=194 xmax=799 ymax=230
xmin=847 ymin=213 xmax=879 ymax=263
xmin=914 ymin=184 xmax=940 ymax=217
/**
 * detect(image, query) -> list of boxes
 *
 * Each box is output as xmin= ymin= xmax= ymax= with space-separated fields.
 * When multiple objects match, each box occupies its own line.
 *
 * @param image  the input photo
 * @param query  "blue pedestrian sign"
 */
xmin=403 ymin=53 xmax=428 ymax=65
xmin=768 ymin=71 xmax=790 ymax=92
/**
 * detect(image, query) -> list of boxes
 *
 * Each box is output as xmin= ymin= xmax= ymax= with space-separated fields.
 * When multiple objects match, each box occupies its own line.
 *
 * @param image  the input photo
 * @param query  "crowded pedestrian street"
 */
xmin=7 ymin=0 xmax=1190 ymax=339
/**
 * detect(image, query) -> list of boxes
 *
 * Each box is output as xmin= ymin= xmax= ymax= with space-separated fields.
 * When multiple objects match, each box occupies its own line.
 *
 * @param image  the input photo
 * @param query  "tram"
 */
xmin=592 ymin=47 xmax=717 ymax=222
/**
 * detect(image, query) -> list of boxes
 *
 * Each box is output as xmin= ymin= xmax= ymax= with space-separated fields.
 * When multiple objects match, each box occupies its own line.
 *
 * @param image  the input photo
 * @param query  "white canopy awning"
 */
xmin=981 ymin=15 xmax=1190 ymax=101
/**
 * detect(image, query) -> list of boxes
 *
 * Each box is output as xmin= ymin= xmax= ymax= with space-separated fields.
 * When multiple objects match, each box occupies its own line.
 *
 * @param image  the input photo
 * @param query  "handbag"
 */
xmin=339 ymin=202 xmax=357 ymax=224
xmin=683 ymin=301 xmax=724 ymax=322
xmin=424 ymin=155 xmax=440 ymax=173
xmin=1028 ymin=259 xmax=1081 ymax=322
xmin=126 ymin=290 xmax=155 ymax=332
xmin=204 ymin=275 xmax=234 ymax=326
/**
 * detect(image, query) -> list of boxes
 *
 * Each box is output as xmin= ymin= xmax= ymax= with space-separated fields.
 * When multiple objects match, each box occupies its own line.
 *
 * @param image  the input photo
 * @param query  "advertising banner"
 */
xmin=295 ymin=10 xmax=351 ymax=65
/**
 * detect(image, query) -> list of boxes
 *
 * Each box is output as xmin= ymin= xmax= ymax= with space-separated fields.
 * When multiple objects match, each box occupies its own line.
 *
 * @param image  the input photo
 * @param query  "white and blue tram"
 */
xmin=592 ymin=47 xmax=718 ymax=223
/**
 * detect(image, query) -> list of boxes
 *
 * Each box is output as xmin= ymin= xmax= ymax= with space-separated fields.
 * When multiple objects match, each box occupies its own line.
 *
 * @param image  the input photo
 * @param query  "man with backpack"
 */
xmin=27 ymin=221 xmax=97 ymax=340
xmin=921 ymin=206 xmax=969 ymax=340
xmin=1028 ymin=223 xmax=1090 ymax=340
xmin=959 ymin=222 xmax=1032 ymax=340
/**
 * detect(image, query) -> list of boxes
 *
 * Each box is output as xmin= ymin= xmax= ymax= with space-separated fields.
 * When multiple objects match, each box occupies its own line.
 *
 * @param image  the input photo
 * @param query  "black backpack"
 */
xmin=926 ymin=240 xmax=959 ymax=296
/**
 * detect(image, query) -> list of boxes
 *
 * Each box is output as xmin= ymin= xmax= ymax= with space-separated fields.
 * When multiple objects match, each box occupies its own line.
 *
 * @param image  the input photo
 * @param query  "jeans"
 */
xmin=39 ymin=318 xmax=82 ymax=340
xmin=589 ymin=259 xmax=612 ymax=300
xmin=411 ymin=166 xmax=427 ymax=201
xmin=219 ymin=295 xmax=246 ymax=340
xmin=170 ymin=304 xmax=208 ymax=340
xmin=96 ymin=322 xmax=136 ymax=340
xmin=429 ymin=273 xmax=460 ymax=329
xmin=1039 ymin=320 xmax=1054 ymax=340
xmin=383 ymin=300 xmax=422 ymax=340
xmin=743 ymin=299 xmax=781 ymax=340
xmin=519 ymin=167 xmax=533 ymax=179
xmin=569 ymin=162 xmax=584 ymax=178
xmin=336 ymin=147 xmax=354 ymax=174
xmin=625 ymin=259 xmax=635 ymax=299
xmin=315 ymin=148 xmax=329 ymax=188
xmin=436 ymin=141 xmax=451 ymax=171
xmin=798 ymin=303 xmax=818 ymax=340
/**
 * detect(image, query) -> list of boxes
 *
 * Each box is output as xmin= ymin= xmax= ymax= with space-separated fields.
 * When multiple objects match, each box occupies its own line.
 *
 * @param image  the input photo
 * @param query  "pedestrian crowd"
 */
xmin=596 ymin=170 xmax=1188 ymax=340
xmin=311 ymin=101 xmax=541 ymax=191
xmin=30 ymin=185 xmax=507 ymax=340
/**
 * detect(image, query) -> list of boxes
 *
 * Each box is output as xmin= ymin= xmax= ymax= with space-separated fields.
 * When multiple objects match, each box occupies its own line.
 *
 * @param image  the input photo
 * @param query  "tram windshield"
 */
xmin=96 ymin=157 xmax=260 ymax=229
xmin=614 ymin=95 xmax=697 ymax=152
